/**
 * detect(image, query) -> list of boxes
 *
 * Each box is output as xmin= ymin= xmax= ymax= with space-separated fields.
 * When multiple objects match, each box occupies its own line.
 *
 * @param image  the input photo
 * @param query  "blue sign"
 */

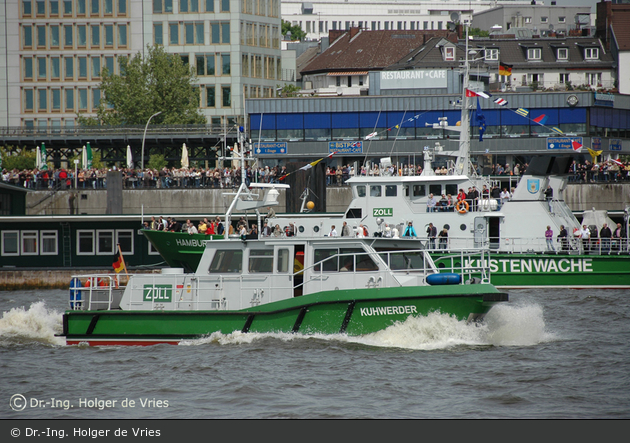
xmin=592 ymin=137 xmax=602 ymax=151
xmin=254 ymin=142 xmax=287 ymax=155
xmin=610 ymin=139 xmax=622 ymax=151
xmin=328 ymin=141 xmax=363 ymax=154
xmin=547 ymin=137 xmax=583 ymax=150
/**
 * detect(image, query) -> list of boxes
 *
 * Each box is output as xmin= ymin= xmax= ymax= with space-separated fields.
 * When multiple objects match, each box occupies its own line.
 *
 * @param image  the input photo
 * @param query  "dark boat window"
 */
xmin=370 ymin=185 xmax=382 ymax=197
xmin=379 ymin=251 xmax=425 ymax=271
xmin=209 ymin=249 xmax=243 ymax=273
xmin=412 ymin=184 xmax=425 ymax=198
xmin=356 ymin=185 xmax=366 ymax=197
xmin=445 ymin=184 xmax=457 ymax=196
xmin=248 ymin=249 xmax=273 ymax=273
xmin=314 ymin=248 xmax=338 ymax=272
xmin=385 ymin=185 xmax=397 ymax=197
xmin=429 ymin=184 xmax=441 ymax=196
xmin=345 ymin=208 xmax=362 ymax=218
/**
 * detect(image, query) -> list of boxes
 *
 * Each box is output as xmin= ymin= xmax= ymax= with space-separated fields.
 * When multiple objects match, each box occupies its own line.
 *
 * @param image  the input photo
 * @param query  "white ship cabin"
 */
xmin=72 ymin=239 xmax=490 ymax=312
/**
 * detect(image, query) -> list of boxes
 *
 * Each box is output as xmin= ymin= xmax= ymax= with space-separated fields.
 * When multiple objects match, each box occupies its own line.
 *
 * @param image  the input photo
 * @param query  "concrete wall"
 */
xmin=24 ymin=183 xmax=630 ymax=216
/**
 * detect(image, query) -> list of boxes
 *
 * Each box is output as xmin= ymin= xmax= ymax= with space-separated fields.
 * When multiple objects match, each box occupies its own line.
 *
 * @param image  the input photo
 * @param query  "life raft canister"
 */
xmin=456 ymin=200 xmax=469 ymax=214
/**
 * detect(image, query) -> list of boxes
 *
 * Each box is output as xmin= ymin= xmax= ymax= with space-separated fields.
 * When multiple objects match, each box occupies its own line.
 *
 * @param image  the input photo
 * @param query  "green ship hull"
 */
xmin=143 ymin=230 xmax=630 ymax=289
xmin=63 ymin=285 xmax=506 ymax=346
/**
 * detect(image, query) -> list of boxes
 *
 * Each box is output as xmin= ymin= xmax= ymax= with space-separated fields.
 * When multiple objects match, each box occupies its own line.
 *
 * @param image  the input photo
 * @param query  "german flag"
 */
xmin=499 ymin=62 xmax=513 ymax=76
xmin=112 ymin=250 xmax=125 ymax=273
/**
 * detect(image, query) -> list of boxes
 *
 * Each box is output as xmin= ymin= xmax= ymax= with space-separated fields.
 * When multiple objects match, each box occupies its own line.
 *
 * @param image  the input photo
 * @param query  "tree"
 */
xmin=78 ymin=44 xmax=206 ymax=126
xmin=281 ymin=20 xmax=307 ymax=41
xmin=147 ymin=154 xmax=167 ymax=171
xmin=468 ymin=28 xmax=490 ymax=37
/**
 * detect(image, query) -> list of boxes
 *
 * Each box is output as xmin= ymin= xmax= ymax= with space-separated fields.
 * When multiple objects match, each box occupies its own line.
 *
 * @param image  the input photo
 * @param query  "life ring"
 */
xmin=456 ymin=200 xmax=469 ymax=214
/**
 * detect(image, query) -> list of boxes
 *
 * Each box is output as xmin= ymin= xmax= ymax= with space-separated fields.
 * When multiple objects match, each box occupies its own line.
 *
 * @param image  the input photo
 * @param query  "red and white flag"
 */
xmin=611 ymin=158 xmax=623 ymax=166
xmin=365 ymin=132 xmax=378 ymax=140
xmin=571 ymin=140 xmax=583 ymax=151
xmin=465 ymin=89 xmax=491 ymax=99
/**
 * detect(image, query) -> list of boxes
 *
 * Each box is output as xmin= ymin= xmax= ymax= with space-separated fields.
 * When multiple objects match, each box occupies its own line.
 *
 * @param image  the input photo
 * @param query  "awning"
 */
xmin=327 ymin=71 xmax=368 ymax=76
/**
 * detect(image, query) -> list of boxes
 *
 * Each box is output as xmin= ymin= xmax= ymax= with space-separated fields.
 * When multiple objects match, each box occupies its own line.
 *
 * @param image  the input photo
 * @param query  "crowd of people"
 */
xmin=546 ymin=222 xmax=627 ymax=253
xmin=2 ymin=157 xmax=629 ymax=191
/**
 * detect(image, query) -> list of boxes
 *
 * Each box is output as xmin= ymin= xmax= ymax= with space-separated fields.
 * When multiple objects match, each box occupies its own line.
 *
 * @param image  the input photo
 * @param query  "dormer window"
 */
xmin=443 ymin=46 xmax=455 ymax=61
xmin=557 ymin=48 xmax=568 ymax=60
xmin=485 ymin=48 xmax=498 ymax=61
xmin=585 ymin=47 xmax=599 ymax=60
xmin=527 ymin=48 xmax=541 ymax=60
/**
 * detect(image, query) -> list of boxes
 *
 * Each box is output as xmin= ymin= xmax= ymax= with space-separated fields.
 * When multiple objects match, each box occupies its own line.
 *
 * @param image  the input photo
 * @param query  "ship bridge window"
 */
xmin=209 ymin=249 xmax=243 ymax=273
xmin=445 ymin=184 xmax=458 ymax=196
xmin=412 ymin=184 xmax=426 ymax=199
xmin=355 ymin=185 xmax=366 ymax=198
xmin=379 ymin=250 xmax=426 ymax=271
xmin=314 ymin=248 xmax=376 ymax=272
xmin=370 ymin=185 xmax=382 ymax=197
xmin=385 ymin=185 xmax=397 ymax=197
xmin=429 ymin=184 xmax=442 ymax=196
xmin=248 ymin=249 xmax=273 ymax=273
xmin=345 ymin=208 xmax=362 ymax=218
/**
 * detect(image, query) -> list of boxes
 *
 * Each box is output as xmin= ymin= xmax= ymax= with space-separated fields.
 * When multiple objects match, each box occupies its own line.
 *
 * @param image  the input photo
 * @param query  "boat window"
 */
xmin=345 ymin=208 xmax=362 ymax=218
xmin=445 ymin=184 xmax=458 ymax=196
xmin=370 ymin=185 xmax=382 ymax=197
xmin=356 ymin=185 xmax=366 ymax=198
xmin=248 ymin=249 xmax=273 ymax=273
xmin=412 ymin=184 xmax=425 ymax=198
xmin=209 ymin=249 xmax=243 ymax=273
xmin=277 ymin=248 xmax=290 ymax=273
xmin=380 ymin=251 xmax=425 ymax=271
xmin=385 ymin=185 xmax=397 ymax=197
xmin=429 ymin=184 xmax=441 ymax=196
xmin=355 ymin=253 xmax=378 ymax=272
xmin=314 ymin=248 xmax=338 ymax=272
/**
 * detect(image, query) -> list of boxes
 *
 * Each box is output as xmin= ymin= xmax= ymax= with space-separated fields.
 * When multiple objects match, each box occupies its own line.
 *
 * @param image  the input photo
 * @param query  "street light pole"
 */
xmin=141 ymin=111 xmax=162 ymax=171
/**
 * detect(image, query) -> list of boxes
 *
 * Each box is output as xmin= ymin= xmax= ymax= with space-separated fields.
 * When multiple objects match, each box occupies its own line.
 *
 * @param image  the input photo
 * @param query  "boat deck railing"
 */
xmin=69 ymin=274 xmax=129 ymax=311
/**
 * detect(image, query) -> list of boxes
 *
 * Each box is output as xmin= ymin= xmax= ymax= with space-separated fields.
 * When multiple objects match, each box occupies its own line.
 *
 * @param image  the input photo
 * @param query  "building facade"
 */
xmin=0 ymin=0 xmax=283 ymax=130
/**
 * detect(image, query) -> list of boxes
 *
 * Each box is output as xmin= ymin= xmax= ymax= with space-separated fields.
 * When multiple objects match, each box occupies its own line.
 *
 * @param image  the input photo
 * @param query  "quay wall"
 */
xmin=24 ymin=184 xmax=630 ymax=216
xmin=0 ymin=269 xmax=162 ymax=291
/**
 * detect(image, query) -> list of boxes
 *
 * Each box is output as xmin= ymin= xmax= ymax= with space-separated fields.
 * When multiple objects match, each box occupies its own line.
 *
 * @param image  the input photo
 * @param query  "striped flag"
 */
xmin=611 ymin=158 xmax=623 ymax=166
xmin=533 ymin=114 xmax=548 ymax=125
xmin=499 ymin=62 xmax=513 ymax=76
xmin=365 ymin=131 xmax=378 ymax=140
xmin=515 ymin=108 xmax=529 ymax=117
xmin=112 ymin=249 xmax=126 ymax=273
xmin=494 ymin=97 xmax=508 ymax=106
xmin=465 ymin=89 xmax=491 ymax=99
xmin=551 ymin=127 xmax=564 ymax=135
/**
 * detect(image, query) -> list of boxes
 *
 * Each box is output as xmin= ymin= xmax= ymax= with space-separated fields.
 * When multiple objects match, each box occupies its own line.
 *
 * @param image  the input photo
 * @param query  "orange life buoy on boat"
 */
xmin=456 ymin=200 xmax=469 ymax=214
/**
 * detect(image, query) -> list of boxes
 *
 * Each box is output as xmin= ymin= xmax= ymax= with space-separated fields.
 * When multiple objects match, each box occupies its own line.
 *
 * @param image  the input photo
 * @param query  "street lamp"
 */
xmin=141 ymin=111 xmax=162 ymax=171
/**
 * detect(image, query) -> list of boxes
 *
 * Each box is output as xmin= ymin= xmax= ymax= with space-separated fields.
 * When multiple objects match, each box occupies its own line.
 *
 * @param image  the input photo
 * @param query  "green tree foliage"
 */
xmin=79 ymin=44 xmax=206 ymax=126
xmin=468 ymin=28 xmax=490 ymax=37
xmin=147 ymin=154 xmax=167 ymax=171
xmin=276 ymin=84 xmax=301 ymax=97
xmin=281 ymin=20 xmax=306 ymax=41
xmin=0 ymin=147 xmax=36 ymax=170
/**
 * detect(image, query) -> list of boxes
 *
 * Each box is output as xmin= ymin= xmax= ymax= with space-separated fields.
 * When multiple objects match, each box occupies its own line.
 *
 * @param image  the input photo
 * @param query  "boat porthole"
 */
xmin=460 ymin=224 xmax=466 ymax=231
xmin=313 ymin=226 xmax=319 ymax=233
xmin=299 ymin=225 xmax=305 ymax=233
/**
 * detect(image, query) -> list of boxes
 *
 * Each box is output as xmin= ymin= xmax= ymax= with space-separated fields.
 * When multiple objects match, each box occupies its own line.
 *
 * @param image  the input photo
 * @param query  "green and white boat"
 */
xmin=61 ymin=236 xmax=506 ymax=346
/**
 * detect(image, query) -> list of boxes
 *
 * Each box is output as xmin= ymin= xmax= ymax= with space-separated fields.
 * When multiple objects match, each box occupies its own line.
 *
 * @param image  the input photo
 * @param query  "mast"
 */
xmin=454 ymin=24 xmax=472 ymax=177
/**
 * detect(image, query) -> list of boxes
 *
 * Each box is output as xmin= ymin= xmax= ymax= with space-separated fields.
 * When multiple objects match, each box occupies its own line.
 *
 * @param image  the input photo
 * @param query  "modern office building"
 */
xmin=0 ymin=0 xmax=283 ymax=130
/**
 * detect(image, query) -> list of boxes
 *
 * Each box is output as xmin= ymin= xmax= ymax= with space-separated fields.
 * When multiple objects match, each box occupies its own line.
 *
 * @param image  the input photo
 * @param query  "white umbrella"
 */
xmin=82 ymin=146 xmax=87 ymax=169
xmin=181 ymin=143 xmax=189 ymax=169
xmin=126 ymin=145 xmax=133 ymax=169
xmin=36 ymin=146 xmax=41 ymax=169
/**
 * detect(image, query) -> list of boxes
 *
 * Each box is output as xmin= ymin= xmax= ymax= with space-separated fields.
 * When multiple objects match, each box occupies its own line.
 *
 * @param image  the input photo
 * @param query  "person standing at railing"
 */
xmin=545 ymin=226 xmax=556 ymax=252
xmin=600 ymin=223 xmax=612 ymax=253
xmin=557 ymin=225 xmax=568 ymax=252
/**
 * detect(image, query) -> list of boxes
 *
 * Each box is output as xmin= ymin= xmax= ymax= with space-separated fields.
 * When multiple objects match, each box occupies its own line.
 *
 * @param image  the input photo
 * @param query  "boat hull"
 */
xmin=62 ymin=284 xmax=506 ymax=346
xmin=432 ymin=252 xmax=630 ymax=289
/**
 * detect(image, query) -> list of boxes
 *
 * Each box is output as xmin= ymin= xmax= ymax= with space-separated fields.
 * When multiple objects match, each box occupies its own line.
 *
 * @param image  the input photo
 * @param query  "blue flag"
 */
xmin=476 ymin=98 xmax=486 ymax=142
